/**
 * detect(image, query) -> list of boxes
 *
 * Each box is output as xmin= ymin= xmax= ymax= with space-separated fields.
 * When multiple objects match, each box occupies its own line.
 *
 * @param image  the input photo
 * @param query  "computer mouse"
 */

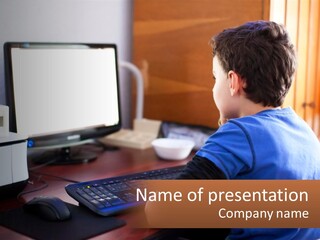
xmin=23 ymin=196 xmax=71 ymax=221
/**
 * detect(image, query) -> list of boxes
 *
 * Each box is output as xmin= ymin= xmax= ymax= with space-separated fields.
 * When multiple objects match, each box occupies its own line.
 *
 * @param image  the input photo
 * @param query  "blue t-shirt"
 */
xmin=196 ymin=107 xmax=320 ymax=239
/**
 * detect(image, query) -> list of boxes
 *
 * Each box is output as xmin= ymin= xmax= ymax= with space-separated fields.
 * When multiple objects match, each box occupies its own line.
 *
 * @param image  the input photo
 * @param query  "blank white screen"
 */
xmin=11 ymin=46 xmax=120 ymax=137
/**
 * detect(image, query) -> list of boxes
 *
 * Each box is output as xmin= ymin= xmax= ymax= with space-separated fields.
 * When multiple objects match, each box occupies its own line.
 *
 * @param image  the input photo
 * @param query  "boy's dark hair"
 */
xmin=211 ymin=21 xmax=297 ymax=107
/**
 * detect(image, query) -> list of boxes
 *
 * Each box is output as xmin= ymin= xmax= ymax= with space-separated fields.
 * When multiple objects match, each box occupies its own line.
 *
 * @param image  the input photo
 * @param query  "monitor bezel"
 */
xmin=4 ymin=42 xmax=122 ymax=149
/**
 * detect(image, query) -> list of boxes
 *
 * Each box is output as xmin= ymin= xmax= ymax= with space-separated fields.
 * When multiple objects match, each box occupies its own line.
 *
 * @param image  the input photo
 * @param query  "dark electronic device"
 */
xmin=4 ymin=42 xmax=121 ymax=164
xmin=65 ymin=165 xmax=185 ymax=216
xmin=23 ymin=196 xmax=71 ymax=221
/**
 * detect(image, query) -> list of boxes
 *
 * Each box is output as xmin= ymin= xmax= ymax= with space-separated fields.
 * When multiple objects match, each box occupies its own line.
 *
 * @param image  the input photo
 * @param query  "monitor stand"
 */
xmin=31 ymin=146 xmax=97 ymax=165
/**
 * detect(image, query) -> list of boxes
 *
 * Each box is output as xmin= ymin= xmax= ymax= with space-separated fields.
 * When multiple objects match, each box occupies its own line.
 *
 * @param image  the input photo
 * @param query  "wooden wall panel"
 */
xmin=295 ymin=0 xmax=310 ymax=118
xmin=270 ymin=0 xmax=320 ymax=137
xmin=133 ymin=0 xmax=269 ymax=128
xmin=306 ymin=0 xmax=320 ymax=136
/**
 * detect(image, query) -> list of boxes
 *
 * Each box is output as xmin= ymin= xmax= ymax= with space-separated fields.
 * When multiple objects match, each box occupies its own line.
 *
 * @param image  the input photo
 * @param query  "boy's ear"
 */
xmin=228 ymin=71 xmax=243 ymax=96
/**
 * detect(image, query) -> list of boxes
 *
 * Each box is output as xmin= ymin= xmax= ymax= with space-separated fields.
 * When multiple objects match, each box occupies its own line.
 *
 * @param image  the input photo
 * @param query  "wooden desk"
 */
xmin=0 ymin=146 xmax=191 ymax=240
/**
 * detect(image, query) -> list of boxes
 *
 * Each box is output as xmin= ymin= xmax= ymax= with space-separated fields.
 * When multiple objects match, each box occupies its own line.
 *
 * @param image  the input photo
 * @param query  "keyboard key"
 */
xmin=109 ymin=197 xmax=125 ymax=206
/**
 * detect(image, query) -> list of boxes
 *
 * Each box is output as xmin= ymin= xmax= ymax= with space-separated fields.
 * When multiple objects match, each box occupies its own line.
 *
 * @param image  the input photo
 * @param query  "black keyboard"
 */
xmin=65 ymin=165 xmax=185 ymax=216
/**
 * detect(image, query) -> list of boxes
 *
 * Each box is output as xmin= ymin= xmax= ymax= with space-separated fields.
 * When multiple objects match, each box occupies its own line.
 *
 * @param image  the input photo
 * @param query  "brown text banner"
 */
xmin=135 ymin=180 xmax=320 ymax=228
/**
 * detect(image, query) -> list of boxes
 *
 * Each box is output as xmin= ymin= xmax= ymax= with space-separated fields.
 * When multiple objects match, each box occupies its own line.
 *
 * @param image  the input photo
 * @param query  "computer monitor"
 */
xmin=4 ymin=42 xmax=121 ymax=164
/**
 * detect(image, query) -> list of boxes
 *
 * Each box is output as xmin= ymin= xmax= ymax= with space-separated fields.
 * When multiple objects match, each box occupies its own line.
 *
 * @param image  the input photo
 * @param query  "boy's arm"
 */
xmin=176 ymin=155 xmax=227 ymax=179
xmin=144 ymin=155 xmax=230 ymax=239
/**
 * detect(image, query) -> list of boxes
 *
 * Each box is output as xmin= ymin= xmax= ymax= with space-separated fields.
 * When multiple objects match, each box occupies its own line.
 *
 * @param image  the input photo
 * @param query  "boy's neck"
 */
xmin=239 ymin=98 xmax=280 ymax=117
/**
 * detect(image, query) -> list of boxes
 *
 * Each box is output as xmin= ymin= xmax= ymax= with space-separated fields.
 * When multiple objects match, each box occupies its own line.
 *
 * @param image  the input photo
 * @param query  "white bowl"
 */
xmin=151 ymin=138 xmax=195 ymax=160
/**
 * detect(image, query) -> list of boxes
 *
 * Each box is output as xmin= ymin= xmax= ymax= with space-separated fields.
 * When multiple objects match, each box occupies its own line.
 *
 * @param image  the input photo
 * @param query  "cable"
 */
xmin=119 ymin=60 xmax=144 ymax=120
xmin=16 ymin=171 xmax=79 ymax=203
xmin=27 ymin=159 xmax=57 ymax=171
xmin=16 ymin=174 xmax=48 ymax=203
xmin=16 ymin=170 xmax=79 ymax=204
xmin=29 ymin=171 xmax=79 ymax=183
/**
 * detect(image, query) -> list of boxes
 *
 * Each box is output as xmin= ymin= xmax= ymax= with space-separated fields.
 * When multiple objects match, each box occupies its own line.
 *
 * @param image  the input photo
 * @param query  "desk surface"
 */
xmin=0 ymin=145 xmax=192 ymax=240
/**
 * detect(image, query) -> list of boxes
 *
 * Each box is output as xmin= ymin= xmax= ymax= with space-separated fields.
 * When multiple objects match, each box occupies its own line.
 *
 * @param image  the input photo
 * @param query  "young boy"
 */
xmin=147 ymin=21 xmax=320 ymax=239
xmin=180 ymin=21 xmax=320 ymax=182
